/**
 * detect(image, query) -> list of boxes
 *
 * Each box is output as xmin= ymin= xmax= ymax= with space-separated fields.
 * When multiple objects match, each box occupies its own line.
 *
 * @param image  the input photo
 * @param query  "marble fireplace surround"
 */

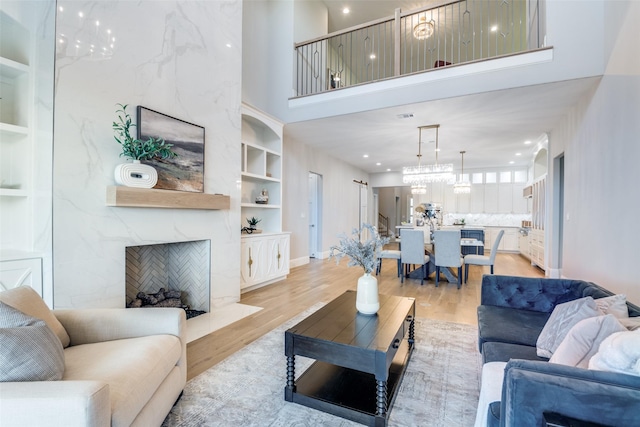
xmin=52 ymin=1 xmax=243 ymax=312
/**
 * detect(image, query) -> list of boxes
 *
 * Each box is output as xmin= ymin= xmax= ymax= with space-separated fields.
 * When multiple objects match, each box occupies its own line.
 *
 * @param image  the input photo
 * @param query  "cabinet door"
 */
xmin=484 ymin=184 xmax=498 ymax=213
xmin=0 ymin=258 xmax=42 ymax=295
xmin=240 ymin=238 xmax=266 ymax=288
xmin=470 ymin=185 xmax=484 ymax=213
xmin=498 ymin=184 xmax=514 ymax=213
xmin=272 ymin=235 xmax=290 ymax=277
xmin=512 ymin=183 xmax=528 ymax=214
xmin=502 ymin=229 xmax=519 ymax=251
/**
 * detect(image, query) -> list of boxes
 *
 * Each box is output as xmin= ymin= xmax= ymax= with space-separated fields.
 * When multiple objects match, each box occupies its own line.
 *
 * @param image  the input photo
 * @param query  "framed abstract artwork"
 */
xmin=137 ymin=106 xmax=205 ymax=192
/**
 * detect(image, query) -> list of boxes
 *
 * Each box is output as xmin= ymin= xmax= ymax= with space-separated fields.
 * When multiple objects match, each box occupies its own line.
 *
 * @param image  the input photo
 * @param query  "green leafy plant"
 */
xmin=113 ymin=104 xmax=178 ymax=161
xmin=246 ymin=217 xmax=261 ymax=229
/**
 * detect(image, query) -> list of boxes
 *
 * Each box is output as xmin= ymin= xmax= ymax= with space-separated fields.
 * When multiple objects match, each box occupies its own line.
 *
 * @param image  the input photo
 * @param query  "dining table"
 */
xmin=402 ymin=238 xmax=484 ymax=283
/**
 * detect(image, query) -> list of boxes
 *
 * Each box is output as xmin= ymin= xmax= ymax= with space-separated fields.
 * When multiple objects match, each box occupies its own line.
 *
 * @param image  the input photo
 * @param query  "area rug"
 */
xmin=163 ymin=304 xmax=482 ymax=427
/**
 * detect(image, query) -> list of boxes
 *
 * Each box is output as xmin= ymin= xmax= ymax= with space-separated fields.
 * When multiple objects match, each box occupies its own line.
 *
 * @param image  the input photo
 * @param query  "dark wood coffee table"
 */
xmin=284 ymin=291 xmax=415 ymax=426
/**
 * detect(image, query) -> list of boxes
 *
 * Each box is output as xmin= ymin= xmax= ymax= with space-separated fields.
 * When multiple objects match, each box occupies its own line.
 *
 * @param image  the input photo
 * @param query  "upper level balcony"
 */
xmin=293 ymin=0 xmax=545 ymax=98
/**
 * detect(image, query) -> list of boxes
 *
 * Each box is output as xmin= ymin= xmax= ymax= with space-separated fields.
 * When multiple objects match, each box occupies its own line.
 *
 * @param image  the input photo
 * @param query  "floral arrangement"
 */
xmin=329 ymin=223 xmax=390 ymax=274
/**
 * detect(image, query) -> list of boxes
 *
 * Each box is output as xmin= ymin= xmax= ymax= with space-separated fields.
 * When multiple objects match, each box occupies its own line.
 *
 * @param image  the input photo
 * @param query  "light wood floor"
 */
xmin=186 ymin=251 xmax=544 ymax=380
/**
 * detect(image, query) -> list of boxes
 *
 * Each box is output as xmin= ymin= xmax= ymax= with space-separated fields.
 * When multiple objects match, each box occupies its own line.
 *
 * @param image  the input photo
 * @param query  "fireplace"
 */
xmin=125 ymin=240 xmax=211 ymax=313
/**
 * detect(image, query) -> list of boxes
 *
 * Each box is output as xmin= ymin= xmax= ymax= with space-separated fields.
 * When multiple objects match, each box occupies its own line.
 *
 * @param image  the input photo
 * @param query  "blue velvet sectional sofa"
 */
xmin=477 ymin=275 xmax=640 ymax=427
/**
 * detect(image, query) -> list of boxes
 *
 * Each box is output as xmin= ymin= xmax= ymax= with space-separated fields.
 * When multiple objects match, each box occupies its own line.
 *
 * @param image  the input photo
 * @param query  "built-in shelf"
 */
xmin=241 ymin=202 xmax=281 ymax=209
xmin=106 ymin=186 xmax=230 ymax=210
xmin=0 ymin=188 xmax=28 ymax=197
xmin=0 ymin=122 xmax=29 ymax=136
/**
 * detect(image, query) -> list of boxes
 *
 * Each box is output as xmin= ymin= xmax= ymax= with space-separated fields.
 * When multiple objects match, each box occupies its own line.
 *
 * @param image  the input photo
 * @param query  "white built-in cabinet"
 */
xmin=0 ymin=6 xmax=53 ymax=302
xmin=240 ymin=232 xmax=290 ymax=290
xmin=0 ymin=254 xmax=42 ymax=294
xmin=529 ymin=175 xmax=546 ymax=270
xmin=240 ymin=103 xmax=290 ymax=290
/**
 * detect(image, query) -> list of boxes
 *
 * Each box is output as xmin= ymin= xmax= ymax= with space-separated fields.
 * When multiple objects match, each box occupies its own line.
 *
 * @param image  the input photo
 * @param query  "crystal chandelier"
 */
xmin=403 ymin=124 xmax=454 ymax=186
xmin=413 ymin=15 xmax=434 ymax=40
xmin=453 ymin=151 xmax=471 ymax=194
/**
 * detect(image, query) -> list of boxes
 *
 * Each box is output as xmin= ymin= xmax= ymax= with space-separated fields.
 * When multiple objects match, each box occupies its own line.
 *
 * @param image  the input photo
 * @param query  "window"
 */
xmin=485 ymin=172 xmax=497 ymax=183
xmin=472 ymin=173 xmax=483 ymax=184
xmin=514 ymin=170 xmax=527 ymax=183
xmin=500 ymin=171 xmax=512 ymax=183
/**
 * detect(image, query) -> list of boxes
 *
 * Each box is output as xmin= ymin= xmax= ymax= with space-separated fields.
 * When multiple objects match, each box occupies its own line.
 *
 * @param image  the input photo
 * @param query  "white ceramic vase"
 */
xmin=356 ymin=273 xmax=380 ymax=315
xmin=114 ymin=160 xmax=158 ymax=188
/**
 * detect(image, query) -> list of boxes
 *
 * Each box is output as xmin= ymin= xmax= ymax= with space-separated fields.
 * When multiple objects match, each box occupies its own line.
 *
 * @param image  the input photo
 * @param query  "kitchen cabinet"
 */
xmin=497 ymin=184 xmax=513 ymax=213
xmin=469 ymin=184 xmax=484 ymax=213
xmin=519 ymin=234 xmax=530 ymax=260
xmin=484 ymin=184 xmax=499 ymax=213
xmin=485 ymin=227 xmax=519 ymax=253
xmin=530 ymin=229 xmax=545 ymax=270
xmin=240 ymin=233 xmax=290 ymax=290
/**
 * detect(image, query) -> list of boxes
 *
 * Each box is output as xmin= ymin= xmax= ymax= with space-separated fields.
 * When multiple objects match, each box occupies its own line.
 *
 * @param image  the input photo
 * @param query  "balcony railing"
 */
xmin=294 ymin=0 xmax=542 ymax=97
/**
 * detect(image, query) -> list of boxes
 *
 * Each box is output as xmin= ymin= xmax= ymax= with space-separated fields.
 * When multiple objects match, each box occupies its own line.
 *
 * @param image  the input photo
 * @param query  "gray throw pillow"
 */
xmin=0 ymin=301 xmax=65 ymax=382
xmin=536 ymin=296 xmax=601 ymax=358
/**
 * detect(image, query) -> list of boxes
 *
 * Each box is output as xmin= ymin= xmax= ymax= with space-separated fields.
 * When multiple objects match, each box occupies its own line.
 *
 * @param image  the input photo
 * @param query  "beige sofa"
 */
xmin=0 ymin=286 xmax=186 ymax=427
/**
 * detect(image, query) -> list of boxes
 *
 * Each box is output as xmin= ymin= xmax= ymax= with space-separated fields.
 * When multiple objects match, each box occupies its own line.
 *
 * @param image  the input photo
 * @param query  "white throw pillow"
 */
xmin=549 ymin=314 xmax=626 ymax=368
xmin=589 ymin=330 xmax=640 ymax=376
xmin=0 ymin=301 xmax=65 ymax=382
xmin=595 ymin=294 xmax=629 ymax=318
xmin=536 ymin=297 xmax=601 ymax=358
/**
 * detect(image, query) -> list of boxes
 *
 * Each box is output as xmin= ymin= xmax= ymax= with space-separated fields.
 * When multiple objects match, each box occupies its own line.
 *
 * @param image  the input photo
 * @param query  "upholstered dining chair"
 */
xmin=432 ymin=229 xmax=463 ymax=289
xmin=400 ymin=229 xmax=430 ymax=285
xmin=464 ymin=229 xmax=504 ymax=283
xmin=376 ymin=249 xmax=401 ymax=277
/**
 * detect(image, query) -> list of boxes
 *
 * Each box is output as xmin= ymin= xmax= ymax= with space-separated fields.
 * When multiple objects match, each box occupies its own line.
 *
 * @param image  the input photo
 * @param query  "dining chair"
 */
xmin=464 ymin=229 xmax=504 ymax=283
xmin=376 ymin=249 xmax=401 ymax=277
xmin=400 ymin=229 xmax=430 ymax=285
xmin=432 ymin=229 xmax=463 ymax=289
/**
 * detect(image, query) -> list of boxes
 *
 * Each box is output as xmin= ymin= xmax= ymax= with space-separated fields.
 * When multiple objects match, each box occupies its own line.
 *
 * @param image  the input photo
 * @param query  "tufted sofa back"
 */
xmin=480 ymin=275 xmax=640 ymax=316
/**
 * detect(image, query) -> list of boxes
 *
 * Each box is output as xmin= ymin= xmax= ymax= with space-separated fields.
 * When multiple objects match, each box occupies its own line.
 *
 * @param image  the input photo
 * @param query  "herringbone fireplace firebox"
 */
xmin=125 ymin=240 xmax=211 ymax=314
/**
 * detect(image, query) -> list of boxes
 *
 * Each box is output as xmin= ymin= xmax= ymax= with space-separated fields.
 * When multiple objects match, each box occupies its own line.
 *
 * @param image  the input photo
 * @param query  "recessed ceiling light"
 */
xmin=376 ymin=162 xmax=381 ymax=166
xmin=509 ymin=161 xmax=515 ymax=164
xmin=524 ymin=140 xmax=532 ymax=145
xmin=363 ymin=154 xmax=369 ymax=158
xmin=491 ymin=25 xmax=498 ymax=32
xmin=343 ymin=7 xmax=350 ymax=14
xmin=386 ymin=168 xmax=391 ymax=172
xmin=369 ymin=53 xmax=376 ymax=59
xmin=226 ymin=43 xmax=232 ymax=48
xmin=515 ymin=152 xmax=522 ymax=156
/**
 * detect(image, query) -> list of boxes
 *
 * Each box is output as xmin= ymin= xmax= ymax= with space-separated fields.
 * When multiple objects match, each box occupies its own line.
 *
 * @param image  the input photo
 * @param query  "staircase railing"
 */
xmin=378 ymin=213 xmax=390 ymax=237
xmin=294 ymin=0 xmax=542 ymax=97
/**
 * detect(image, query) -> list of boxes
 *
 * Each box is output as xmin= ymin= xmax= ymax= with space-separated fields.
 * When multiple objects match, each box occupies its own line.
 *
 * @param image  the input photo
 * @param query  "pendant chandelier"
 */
xmin=413 ymin=15 xmax=434 ymax=40
xmin=453 ymin=150 xmax=471 ymax=194
xmin=403 ymin=124 xmax=454 ymax=186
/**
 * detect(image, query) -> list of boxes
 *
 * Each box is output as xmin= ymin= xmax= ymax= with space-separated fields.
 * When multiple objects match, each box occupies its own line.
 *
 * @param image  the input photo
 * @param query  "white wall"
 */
xmin=549 ymin=0 xmax=640 ymax=301
xmin=53 ymin=0 xmax=242 ymax=309
xmin=283 ymin=130 xmax=370 ymax=263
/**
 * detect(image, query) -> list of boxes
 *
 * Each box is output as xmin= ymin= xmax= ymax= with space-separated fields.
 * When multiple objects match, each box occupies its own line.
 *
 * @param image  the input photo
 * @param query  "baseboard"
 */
xmin=290 ymin=257 xmax=309 ymax=268
xmin=547 ymin=268 xmax=562 ymax=278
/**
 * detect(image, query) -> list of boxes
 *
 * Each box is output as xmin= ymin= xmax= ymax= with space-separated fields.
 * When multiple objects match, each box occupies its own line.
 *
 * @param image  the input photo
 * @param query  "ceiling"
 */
xmin=283 ymin=1 xmax=599 ymax=175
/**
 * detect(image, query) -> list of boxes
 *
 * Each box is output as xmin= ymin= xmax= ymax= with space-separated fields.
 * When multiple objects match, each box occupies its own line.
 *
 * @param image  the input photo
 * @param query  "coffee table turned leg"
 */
xmin=376 ymin=379 xmax=387 ymax=416
xmin=408 ymin=315 xmax=415 ymax=347
xmin=285 ymin=355 xmax=295 ymax=400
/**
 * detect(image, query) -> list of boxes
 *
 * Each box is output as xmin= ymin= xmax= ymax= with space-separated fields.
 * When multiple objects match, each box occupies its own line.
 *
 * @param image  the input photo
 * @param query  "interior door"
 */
xmin=308 ymin=173 xmax=321 ymax=258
